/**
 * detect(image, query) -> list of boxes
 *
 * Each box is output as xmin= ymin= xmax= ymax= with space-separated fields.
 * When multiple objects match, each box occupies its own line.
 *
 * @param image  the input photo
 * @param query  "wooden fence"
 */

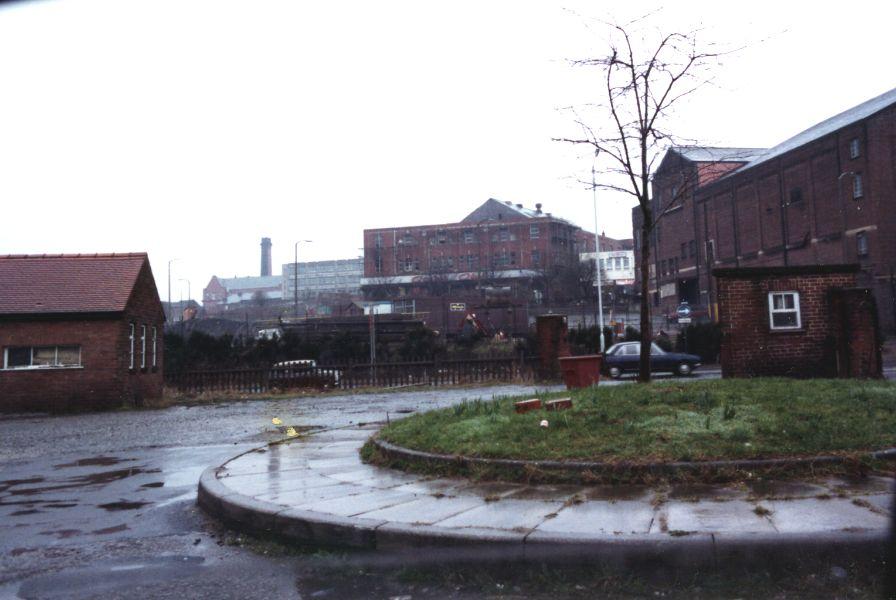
xmin=165 ymin=356 xmax=537 ymax=394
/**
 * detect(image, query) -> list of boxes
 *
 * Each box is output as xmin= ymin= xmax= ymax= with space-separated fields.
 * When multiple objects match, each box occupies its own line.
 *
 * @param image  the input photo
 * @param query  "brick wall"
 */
xmin=716 ymin=266 xmax=858 ymax=378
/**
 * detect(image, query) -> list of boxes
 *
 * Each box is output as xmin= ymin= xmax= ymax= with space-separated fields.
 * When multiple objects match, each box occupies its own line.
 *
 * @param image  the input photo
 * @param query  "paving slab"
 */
xmin=766 ymin=497 xmax=891 ymax=532
xmin=434 ymin=499 xmax=563 ymax=531
xmin=295 ymin=488 xmax=420 ymax=517
xmin=359 ymin=495 xmax=482 ymax=524
xmin=532 ymin=500 xmax=654 ymax=536
xmin=255 ymin=482 xmax=362 ymax=505
xmin=662 ymin=500 xmax=777 ymax=534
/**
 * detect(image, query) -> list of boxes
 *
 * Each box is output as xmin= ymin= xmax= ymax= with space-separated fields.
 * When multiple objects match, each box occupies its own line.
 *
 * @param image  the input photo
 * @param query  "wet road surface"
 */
xmin=0 ymin=385 xmax=558 ymax=599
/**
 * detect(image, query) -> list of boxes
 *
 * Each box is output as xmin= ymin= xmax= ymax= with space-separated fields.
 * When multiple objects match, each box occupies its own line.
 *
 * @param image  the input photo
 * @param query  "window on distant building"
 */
xmin=789 ymin=188 xmax=803 ymax=205
xmin=129 ymin=323 xmax=135 ymax=370
xmin=463 ymin=230 xmax=475 ymax=244
xmin=403 ymin=257 xmax=418 ymax=272
xmin=4 ymin=345 xmax=81 ymax=369
xmin=499 ymin=227 xmax=510 ymax=242
xmin=374 ymin=233 xmax=383 ymax=248
xmin=681 ymin=243 xmax=687 ymax=259
xmin=689 ymin=240 xmax=697 ymax=258
xmin=374 ymin=253 xmax=383 ymax=273
xmin=857 ymin=231 xmax=869 ymax=257
xmin=849 ymin=138 xmax=861 ymax=159
xmin=768 ymin=292 xmax=801 ymax=330
xmin=853 ymin=173 xmax=864 ymax=199
xmin=152 ymin=327 xmax=158 ymax=369
xmin=531 ymin=250 xmax=541 ymax=266
xmin=530 ymin=225 xmax=540 ymax=239
xmin=140 ymin=325 xmax=146 ymax=369
xmin=660 ymin=260 xmax=666 ymax=276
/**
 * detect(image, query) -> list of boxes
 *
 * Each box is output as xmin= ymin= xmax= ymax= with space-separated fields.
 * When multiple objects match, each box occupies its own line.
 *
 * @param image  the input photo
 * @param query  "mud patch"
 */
xmin=9 ymin=467 xmax=161 ymax=496
xmin=97 ymin=501 xmax=151 ymax=511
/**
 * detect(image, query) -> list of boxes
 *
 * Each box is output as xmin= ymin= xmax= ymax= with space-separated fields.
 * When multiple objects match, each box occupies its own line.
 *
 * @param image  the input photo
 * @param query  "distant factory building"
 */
xmin=282 ymin=258 xmax=363 ymax=300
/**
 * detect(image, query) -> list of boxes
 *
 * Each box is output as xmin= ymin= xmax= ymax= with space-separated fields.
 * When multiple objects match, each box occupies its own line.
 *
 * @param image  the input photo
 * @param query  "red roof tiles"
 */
xmin=0 ymin=253 xmax=149 ymax=315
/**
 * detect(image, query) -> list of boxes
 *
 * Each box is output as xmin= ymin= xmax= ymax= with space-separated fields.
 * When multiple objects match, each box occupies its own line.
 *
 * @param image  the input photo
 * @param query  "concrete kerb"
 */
xmin=197 ymin=436 xmax=894 ymax=569
xmin=372 ymin=438 xmax=896 ymax=483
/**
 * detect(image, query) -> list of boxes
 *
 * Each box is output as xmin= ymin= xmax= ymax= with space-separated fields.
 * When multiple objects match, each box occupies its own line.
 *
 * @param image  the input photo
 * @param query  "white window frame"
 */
xmin=129 ymin=323 xmax=135 ymax=370
xmin=529 ymin=225 xmax=540 ymax=239
xmin=853 ymin=173 xmax=864 ymax=199
xmin=140 ymin=325 xmax=147 ymax=369
xmin=857 ymin=231 xmax=869 ymax=257
xmin=152 ymin=326 xmax=158 ymax=368
xmin=768 ymin=291 xmax=802 ymax=330
xmin=3 ymin=345 xmax=82 ymax=370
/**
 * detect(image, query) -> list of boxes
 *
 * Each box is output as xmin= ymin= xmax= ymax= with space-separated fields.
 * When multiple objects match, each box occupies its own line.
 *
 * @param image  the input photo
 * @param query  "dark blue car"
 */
xmin=603 ymin=341 xmax=701 ymax=378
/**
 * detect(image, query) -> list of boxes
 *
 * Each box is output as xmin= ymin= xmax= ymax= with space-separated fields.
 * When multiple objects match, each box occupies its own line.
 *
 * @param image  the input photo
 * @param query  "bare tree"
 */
xmin=556 ymin=19 xmax=722 ymax=381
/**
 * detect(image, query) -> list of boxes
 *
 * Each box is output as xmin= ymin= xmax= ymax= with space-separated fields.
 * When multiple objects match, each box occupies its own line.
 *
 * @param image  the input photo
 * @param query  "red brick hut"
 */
xmin=0 ymin=253 xmax=165 ymax=412
xmin=714 ymin=264 xmax=881 ymax=378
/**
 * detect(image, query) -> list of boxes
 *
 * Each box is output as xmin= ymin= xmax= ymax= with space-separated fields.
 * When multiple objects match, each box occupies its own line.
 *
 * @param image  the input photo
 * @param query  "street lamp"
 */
xmin=167 ymin=258 xmax=179 ymax=323
xmin=592 ymin=149 xmax=606 ymax=352
xmin=294 ymin=240 xmax=313 ymax=317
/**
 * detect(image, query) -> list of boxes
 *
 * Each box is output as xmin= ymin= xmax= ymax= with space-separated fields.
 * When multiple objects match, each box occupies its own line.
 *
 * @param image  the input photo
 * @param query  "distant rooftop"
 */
xmin=219 ymin=275 xmax=282 ymax=291
xmin=673 ymin=146 xmax=766 ymax=163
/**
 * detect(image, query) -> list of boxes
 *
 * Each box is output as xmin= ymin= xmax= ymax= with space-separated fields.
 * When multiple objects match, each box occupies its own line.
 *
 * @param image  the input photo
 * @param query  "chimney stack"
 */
xmin=260 ymin=237 xmax=272 ymax=277
xmin=535 ymin=203 xmax=542 ymax=214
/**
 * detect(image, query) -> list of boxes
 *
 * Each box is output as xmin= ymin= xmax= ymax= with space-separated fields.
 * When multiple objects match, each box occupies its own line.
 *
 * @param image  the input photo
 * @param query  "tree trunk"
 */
xmin=639 ymin=203 xmax=653 ymax=382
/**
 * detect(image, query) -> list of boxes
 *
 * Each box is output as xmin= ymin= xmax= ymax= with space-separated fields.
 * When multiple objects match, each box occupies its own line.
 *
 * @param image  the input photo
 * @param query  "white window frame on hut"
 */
xmin=768 ymin=291 xmax=802 ymax=330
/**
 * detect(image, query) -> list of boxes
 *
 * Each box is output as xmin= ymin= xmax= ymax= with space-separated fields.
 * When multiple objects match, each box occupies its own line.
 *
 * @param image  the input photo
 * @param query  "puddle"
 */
xmin=668 ymin=483 xmax=744 ymax=501
xmin=93 ymin=524 xmax=129 ymax=535
xmin=54 ymin=456 xmax=136 ymax=469
xmin=45 ymin=503 xmax=78 ymax=509
xmin=39 ymin=529 xmax=81 ymax=539
xmin=0 ymin=477 xmax=45 ymax=493
xmin=11 ymin=509 xmax=42 ymax=516
xmin=140 ymin=482 xmax=164 ymax=489
xmin=581 ymin=484 xmax=651 ymax=502
xmin=827 ymin=475 xmax=894 ymax=495
xmin=97 ymin=501 xmax=151 ymax=511
xmin=746 ymin=480 xmax=828 ymax=499
xmin=394 ymin=409 xmax=415 ymax=414
xmin=504 ymin=485 xmax=583 ymax=501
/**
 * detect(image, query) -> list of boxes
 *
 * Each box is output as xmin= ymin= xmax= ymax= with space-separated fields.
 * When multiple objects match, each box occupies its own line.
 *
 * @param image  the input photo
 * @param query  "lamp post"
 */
xmin=294 ymin=240 xmax=312 ymax=317
xmin=592 ymin=150 xmax=606 ymax=352
xmin=167 ymin=258 xmax=178 ymax=323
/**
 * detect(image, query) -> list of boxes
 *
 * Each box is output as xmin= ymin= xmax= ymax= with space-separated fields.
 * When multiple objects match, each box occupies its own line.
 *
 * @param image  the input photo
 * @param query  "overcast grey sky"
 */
xmin=1 ymin=0 xmax=894 ymax=303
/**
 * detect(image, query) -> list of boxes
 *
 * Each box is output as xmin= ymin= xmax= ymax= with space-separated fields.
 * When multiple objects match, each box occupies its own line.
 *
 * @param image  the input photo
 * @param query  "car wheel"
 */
xmin=677 ymin=363 xmax=692 ymax=376
xmin=608 ymin=366 xmax=622 ymax=379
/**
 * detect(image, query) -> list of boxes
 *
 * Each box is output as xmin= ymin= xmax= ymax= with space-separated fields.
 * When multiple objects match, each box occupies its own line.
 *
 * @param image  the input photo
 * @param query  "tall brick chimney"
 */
xmin=260 ymin=237 xmax=272 ymax=277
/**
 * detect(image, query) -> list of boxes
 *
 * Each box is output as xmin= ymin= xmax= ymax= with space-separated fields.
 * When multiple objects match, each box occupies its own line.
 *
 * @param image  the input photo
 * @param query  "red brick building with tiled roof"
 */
xmin=0 ymin=253 xmax=165 ymax=412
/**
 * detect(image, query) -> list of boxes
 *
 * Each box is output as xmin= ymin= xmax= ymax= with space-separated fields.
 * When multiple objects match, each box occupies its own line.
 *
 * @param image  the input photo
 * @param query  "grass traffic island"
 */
xmin=361 ymin=379 xmax=896 ymax=484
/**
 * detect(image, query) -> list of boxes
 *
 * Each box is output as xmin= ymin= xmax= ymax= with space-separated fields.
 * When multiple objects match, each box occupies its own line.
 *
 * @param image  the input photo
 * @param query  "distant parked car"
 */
xmin=603 ymin=341 xmax=701 ymax=378
xmin=271 ymin=359 xmax=340 ymax=386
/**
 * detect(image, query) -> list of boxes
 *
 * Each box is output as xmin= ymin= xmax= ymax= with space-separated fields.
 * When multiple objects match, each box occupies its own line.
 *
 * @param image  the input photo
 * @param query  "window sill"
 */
xmin=769 ymin=328 xmax=805 ymax=334
xmin=1 ymin=365 xmax=84 ymax=372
